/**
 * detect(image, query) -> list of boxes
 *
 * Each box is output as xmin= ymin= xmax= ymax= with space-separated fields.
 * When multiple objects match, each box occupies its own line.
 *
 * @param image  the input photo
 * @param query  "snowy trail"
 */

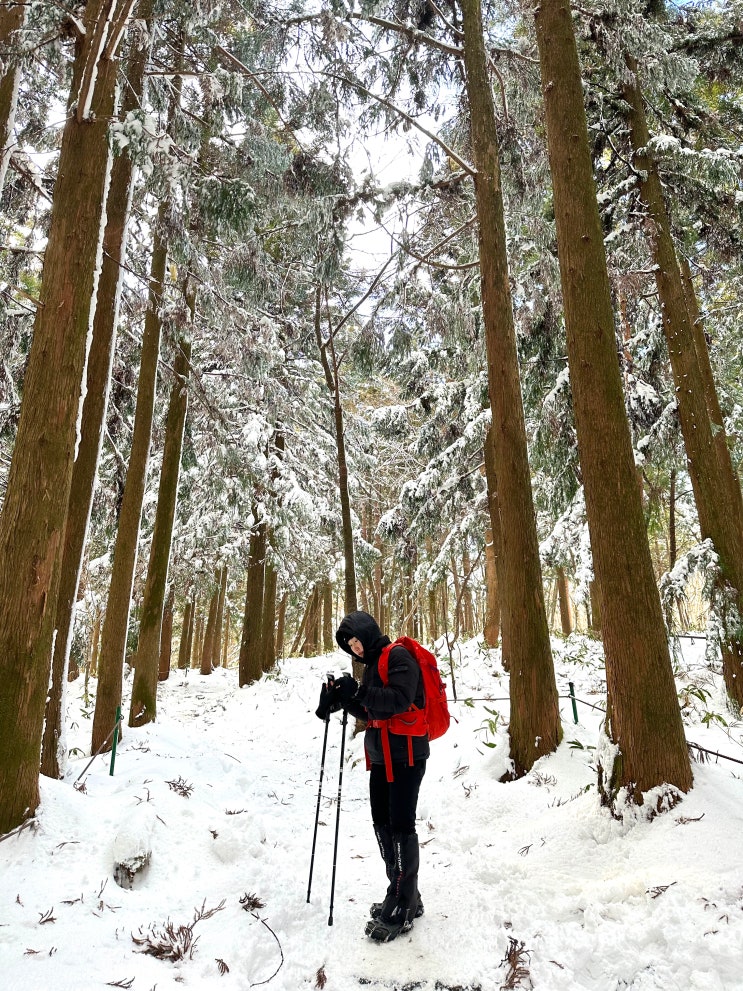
xmin=1 ymin=638 xmax=743 ymax=990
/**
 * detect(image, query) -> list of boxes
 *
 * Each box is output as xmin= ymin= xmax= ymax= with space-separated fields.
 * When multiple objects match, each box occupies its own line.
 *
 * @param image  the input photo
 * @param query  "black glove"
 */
xmin=315 ymin=681 xmax=341 ymax=720
xmin=335 ymin=673 xmax=359 ymax=703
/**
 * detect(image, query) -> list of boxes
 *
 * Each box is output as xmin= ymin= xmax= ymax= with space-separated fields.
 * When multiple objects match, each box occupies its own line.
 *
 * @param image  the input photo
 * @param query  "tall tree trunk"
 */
xmin=261 ymin=555 xmax=278 ymax=672
xmin=238 ymin=513 xmax=267 ymax=685
xmin=275 ymin=594 xmax=286 ymax=661
xmin=680 ymin=257 xmax=743 ymax=525
xmin=313 ymin=288 xmax=357 ymax=613
xmin=222 ymin=602 xmax=231 ymax=667
xmin=191 ymin=605 xmax=203 ymax=669
xmin=483 ymin=426 xmax=503 ymax=650
xmin=533 ymin=0 xmax=692 ymax=802
xmin=462 ymin=544 xmax=475 ymax=636
xmin=0 ymin=1 xmax=27 ymax=196
xmin=302 ymin=586 xmax=321 ymax=656
xmin=41 ymin=8 xmax=154 ymax=778
xmin=556 ymin=567 xmax=572 ymax=637
xmin=460 ymin=0 xmax=560 ymax=775
xmin=91 ymin=199 xmax=168 ymax=751
xmin=321 ymin=580 xmax=334 ymax=653
xmin=129 ymin=338 xmax=190 ymax=725
xmin=200 ymin=570 xmax=220 ymax=676
xmin=669 ymin=469 xmax=677 ymax=571
xmin=177 ymin=596 xmax=193 ymax=670
xmin=622 ymin=62 xmax=743 ymax=704
xmin=213 ymin=565 xmax=227 ymax=668
xmin=159 ymin=585 xmax=174 ymax=681
xmin=0 ymin=0 xmax=134 ymax=833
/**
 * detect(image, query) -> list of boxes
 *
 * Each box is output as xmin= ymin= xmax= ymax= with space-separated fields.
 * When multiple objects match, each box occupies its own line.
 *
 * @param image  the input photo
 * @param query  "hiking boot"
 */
xmin=366 ymin=832 xmax=421 ymax=941
xmin=364 ymin=914 xmax=414 ymax=942
xmin=369 ymin=898 xmax=424 ymax=921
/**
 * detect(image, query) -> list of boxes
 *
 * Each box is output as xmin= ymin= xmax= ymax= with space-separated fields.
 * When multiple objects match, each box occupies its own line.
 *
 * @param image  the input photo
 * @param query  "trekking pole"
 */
xmin=328 ymin=704 xmax=348 ymax=926
xmin=307 ymin=703 xmax=332 ymax=904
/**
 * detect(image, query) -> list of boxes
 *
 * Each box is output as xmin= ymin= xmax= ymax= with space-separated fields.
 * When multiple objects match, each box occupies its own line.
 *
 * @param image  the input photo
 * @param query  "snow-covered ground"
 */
xmin=1 ymin=633 xmax=742 ymax=991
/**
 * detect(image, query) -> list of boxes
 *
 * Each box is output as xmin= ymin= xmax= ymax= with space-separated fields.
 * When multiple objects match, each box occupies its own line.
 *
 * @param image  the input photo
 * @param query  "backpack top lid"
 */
xmin=378 ymin=636 xmax=451 ymax=741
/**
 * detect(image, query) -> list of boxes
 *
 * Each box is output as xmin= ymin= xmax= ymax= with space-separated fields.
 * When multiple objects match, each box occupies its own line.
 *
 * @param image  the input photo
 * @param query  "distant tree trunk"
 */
xmin=302 ymin=586 xmax=321 ymax=656
xmin=90 ymin=611 xmax=102 ymax=678
xmin=200 ymin=572 xmax=220 ymax=676
xmin=314 ymin=287 xmax=357 ymax=613
xmin=129 ymin=338 xmax=190 ymax=726
xmin=668 ymin=469 xmax=677 ymax=571
xmin=321 ymin=580 xmax=334 ymax=653
xmin=159 ymin=586 xmax=174 ymax=681
xmin=177 ymin=597 xmax=193 ymax=669
xmin=680 ymin=257 xmax=743 ymax=526
xmin=623 ymin=62 xmax=743 ymax=704
xmin=0 ymin=0 xmax=134 ymax=833
xmin=213 ymin=565 xmax=227 ymax=668
xmin=556 ymin=567 xmax=572 ymax=637
xmin=460 ymin=1 xmax=560 ymax=775
xmin=533 ymin=0 xmax=692 ymax=802
xmin=462 ymin=545 xmax=475 ymax=636
xmin=375 ymin=531 xmax=385 ymax=630
xmin=290 ymin=593 xmax=311 ymax=656
xmin=91 ymin=200 xmax=168 ymax=752
xmin=41 ymin=9 xmax=154 ymax=779
xmin=190 ymin=599 xmax=201 ymax=668
xmin=261 ymin=556 xmax=278 ymax=672
xmin=222 ymin=602 xmax=231 ymax=667
xmin=238 ymin=512 xmax=267 ymax=685
xmin=275 ymin=594 xmax=286 ymax=660
xmin=0 ymin=1 xmax=27 ymax=196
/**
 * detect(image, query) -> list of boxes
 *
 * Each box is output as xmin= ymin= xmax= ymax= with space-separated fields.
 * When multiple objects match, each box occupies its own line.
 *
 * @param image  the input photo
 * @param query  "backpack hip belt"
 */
xmin=368 ymin=707 xmax=428 ymax=783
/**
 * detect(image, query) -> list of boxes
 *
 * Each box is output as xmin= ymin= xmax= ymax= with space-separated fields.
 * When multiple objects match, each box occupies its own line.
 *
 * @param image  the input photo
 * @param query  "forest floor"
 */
xmin=1 ymin=632 xmax=742 ymax=990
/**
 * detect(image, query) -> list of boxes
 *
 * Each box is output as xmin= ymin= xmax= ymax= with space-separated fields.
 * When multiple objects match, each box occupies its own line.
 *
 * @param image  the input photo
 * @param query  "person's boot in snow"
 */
xmin=368 ymin=824 xmax=425 ymax=921
xmin=365 ymin=832 xmax=421 ymax=941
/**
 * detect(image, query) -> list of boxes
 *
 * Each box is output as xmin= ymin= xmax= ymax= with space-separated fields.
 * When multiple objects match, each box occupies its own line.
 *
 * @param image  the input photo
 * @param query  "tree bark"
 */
xmin=460 ymin=0 xmax=561 ymax=775
xmin=200 ymin=571 xmax=220 ymax=676
xmin=321 ymin=579 xmax=334 ymax=653
xmin=91 ymin=199 xmax=168 ymax=751
xmin=159 ymin=585 xmax=174 ymax=681
xmin=0 ymin=0 xmax=134 ymax=833
xmin=622 ymin=62 xmax=743 ymax=704
xmin=213 ymin=565 xmax=227 ymax=668
xmin=261 ymin=555 xmax=278 ymax=672
xmin=314 ymin=287 xmax=357 ymax=613
xmin=483 ymin=426 xmax=503 ymax=650
xmin=222 ymin=602 xmax=231 ymax=667
xmin=533 ymin=0 xmax=692 ymax=801
xmin=129 ymin=338 xmax=190 ymax=726
xmin=0 ymin=1 xmax=26 ymax=196
xmin=177 ymin=597 xmax=193 ymax=669
xmin=191 ymin=604 xmax=203 ymax=669
xmin=41 ymin=7 xmax=154 ymax=779
xmin=238 ymin=512 xmax=267 ymax=685
xmin=275 ymin=595 xmax=286 ymax=661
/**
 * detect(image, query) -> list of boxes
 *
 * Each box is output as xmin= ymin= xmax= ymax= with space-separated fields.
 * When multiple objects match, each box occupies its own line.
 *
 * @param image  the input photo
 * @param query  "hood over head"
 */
xmin=335 ymin=610 xmax=390 ymax=663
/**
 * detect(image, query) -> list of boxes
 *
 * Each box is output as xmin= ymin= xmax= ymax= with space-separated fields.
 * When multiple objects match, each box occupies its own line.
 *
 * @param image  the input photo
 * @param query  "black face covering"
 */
xmin=335 ymin=610 xmax=390 ymax=664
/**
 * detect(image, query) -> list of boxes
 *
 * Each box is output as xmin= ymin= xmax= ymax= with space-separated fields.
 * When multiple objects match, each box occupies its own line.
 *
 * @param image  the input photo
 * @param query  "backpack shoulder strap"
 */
xmin=377 ymin=641 xmax=397 ymax=685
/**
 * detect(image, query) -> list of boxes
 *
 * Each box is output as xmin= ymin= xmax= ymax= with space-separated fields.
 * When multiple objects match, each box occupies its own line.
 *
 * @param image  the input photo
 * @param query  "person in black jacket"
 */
xmin=315 ymin=610 xmax=428 ymax=942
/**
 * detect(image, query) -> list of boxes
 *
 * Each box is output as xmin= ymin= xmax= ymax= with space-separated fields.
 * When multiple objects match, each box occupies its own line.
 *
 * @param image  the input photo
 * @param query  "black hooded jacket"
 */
xmin=335 ymin=611 xmax=430 ymax=766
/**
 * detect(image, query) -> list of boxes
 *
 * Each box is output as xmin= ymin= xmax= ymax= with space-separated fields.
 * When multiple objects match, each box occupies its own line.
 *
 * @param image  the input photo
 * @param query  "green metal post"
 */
xmin=568 ymin=682 xmax=578 ymax=725
xmin=109 ymin=706 xmax=121 ymax=775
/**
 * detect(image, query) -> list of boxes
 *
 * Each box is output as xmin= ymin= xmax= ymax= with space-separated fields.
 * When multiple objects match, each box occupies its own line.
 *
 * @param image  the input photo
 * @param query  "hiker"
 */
xmin=315 ymin=609 xmax=428 ymax=942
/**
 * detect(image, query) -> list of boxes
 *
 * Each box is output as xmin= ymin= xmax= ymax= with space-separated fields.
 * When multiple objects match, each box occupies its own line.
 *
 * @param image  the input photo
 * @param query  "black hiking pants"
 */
xmin=369 ymin=759 xmax=426 ymax=835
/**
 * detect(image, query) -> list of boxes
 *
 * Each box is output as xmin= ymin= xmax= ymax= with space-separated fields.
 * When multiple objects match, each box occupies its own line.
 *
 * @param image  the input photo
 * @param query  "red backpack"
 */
xmin=368 ymin=636 xmax=451 ymax=782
